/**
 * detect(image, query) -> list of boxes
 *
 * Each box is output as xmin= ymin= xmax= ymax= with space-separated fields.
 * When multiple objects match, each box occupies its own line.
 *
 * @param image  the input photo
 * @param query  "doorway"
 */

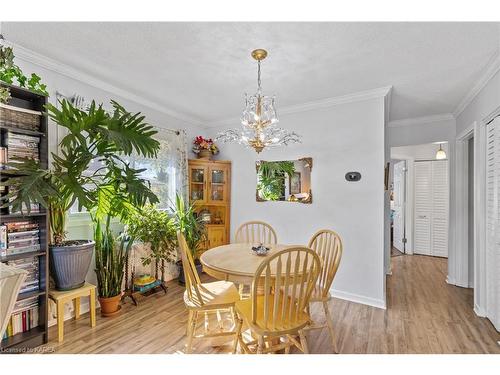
xmin=390 ymin=142 xmax=450 ymax=260
xmin=391 ymin=160 xmax=406 ymax=256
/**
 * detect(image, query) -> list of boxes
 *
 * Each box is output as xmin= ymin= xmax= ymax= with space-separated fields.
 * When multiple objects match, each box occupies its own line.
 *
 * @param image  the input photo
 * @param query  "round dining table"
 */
xmin=200 ymin=243 xmax=296 ymax=285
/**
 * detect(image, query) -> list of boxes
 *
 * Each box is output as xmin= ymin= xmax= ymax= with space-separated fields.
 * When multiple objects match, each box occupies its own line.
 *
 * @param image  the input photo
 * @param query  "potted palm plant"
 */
xmin=2 ymin=99 xmax=160 ymax=302
xmin=172 ymin=194 xmax=207 ymax=284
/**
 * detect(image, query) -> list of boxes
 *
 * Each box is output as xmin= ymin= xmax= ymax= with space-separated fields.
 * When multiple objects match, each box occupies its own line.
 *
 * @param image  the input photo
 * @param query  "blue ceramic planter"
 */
xmin=49 ymin=240 xmax=94 ymax=291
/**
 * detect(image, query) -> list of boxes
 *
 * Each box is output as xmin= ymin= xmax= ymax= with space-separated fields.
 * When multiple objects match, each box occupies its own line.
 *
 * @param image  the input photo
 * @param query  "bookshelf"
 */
xmin=0 ymin=83 xmax=49 ymax=351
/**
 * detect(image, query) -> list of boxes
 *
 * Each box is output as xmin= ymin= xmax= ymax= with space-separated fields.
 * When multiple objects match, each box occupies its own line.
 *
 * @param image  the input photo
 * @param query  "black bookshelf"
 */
xmin=0 ymin=83 xmax=49 ymax=351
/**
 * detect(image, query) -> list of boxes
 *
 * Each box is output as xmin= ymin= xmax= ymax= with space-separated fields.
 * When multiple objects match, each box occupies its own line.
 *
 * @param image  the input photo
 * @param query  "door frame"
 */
xmin=390 ymin=155 xmax=415 ymax=255
xmin=392 ymin=160 xmax=407 ymax=253
xmin=454 ymin=123 xmax=476 ymax=290
xmin=455 ymin=108 xmax=500 ymax=318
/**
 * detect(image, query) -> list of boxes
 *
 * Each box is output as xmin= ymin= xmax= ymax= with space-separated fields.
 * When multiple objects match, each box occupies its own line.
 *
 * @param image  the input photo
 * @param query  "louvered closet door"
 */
xmin=486 ymin=118 xmax=500 ymax=329
xmin=414 ymin=161 xmax=432 ymax=255
xmin=431 ymin=160 xmax=449 ymax=257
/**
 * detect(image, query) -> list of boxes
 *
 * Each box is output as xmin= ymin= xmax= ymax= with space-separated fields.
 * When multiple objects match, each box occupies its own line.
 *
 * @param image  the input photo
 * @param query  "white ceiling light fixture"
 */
xmin=216 ymin=49 xmax=300 ymax=153
xmin=436 ymin=143 xmax=447 ymax=160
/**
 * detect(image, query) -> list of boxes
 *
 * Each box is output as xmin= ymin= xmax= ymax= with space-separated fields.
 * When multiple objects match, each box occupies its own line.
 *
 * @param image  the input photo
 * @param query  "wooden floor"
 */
xmin=41 ymin=254 xmax=500 ymax=354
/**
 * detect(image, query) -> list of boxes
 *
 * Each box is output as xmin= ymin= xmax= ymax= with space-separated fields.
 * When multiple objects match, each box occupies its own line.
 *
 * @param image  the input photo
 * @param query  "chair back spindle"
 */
xmin=251 ymin=247 xmax=321 ymax=331
xmin=308 ymin=230 xmax=343 ymax=299
xmin=235 ymin=221 xmax=278 ymax=244
xmin=177 ymin=231 xmax=204 ymax=306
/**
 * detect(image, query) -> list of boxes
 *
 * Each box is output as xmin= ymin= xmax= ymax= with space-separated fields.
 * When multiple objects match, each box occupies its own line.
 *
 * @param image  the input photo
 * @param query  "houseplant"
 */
xmin=0 ymin=44 xmax=49 ymax=98
xmin=2 ymin=99 xmax=160 ymax=300
xmin=94 ymin=229 xmax=132 ymax=316
xmin=172 ymin=193 xmax=207 ymax=284
xmin=127 ymin=205 xmax=177 ymax=284
xmin=192 ymin=136 xmax=219 ymax=160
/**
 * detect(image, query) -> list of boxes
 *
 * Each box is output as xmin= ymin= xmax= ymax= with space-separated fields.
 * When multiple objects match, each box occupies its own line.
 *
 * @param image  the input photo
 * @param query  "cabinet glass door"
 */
xmin=190 ymin=166 xmax=206 ymax=203
xmin=209 ymin=167 xmax=227 ymax=203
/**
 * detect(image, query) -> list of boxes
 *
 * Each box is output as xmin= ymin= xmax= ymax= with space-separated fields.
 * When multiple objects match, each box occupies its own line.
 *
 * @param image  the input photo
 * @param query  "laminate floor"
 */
xmin=41 ymin=254 xmax=500 ymax=354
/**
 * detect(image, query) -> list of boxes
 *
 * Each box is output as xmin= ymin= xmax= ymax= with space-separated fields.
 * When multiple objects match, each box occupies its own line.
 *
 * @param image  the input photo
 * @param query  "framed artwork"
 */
xmin=289 ymin=172 xmax=302 ymax=194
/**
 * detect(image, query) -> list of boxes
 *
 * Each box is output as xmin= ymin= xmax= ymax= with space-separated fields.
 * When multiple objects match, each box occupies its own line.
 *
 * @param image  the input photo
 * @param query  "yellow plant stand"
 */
xmin=49 ymin=282 xmax=96 ymax=342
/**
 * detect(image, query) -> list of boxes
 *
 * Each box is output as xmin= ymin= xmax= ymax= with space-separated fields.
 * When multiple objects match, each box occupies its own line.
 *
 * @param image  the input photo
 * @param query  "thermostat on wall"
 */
xmin=345 ymin=172 xmax=361 ymax=182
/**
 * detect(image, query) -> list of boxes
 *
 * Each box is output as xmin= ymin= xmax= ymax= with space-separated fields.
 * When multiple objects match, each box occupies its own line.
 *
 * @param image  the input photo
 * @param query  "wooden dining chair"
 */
xmin=177 ymin=231 xmax=242 ymax=353
xmin=234 ymin=221 xmax=279 ymax=298
xmin=235 ymin=221 xmax=278 ymax=245
xmin=234 ymin=247 xmax=321 ymax=354
xmin=306 ymin=229 xmax=343 ymax=353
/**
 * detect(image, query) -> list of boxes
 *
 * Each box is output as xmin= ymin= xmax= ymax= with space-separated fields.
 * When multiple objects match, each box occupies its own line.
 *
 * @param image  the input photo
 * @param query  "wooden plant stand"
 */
xmin=122 ymin=257 xmax=168 ymax=306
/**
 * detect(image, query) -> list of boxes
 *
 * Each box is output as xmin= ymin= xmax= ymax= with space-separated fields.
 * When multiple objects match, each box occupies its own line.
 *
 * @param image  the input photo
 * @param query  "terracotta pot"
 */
xmin=98 ymin=294 xmax=122 ymax=317
xmin=197 ymin=149 xmax=212 ymax=160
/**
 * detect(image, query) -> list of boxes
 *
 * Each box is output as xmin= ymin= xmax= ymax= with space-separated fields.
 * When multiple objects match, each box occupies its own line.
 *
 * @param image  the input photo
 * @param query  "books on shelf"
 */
xmin=0 ymin=146 xmax=6 ymax=169
xmin=0 ymin=102 xmax=42 ymax=132
xmin=0 ymin=222 xmax=41 ymax=258
xmin=0 ymin=225 xmax=6 ymax=254
xmin=7 ymin=192 xmax=41 ymax=215
xmin=2 ymin=304 xmax=39 ymax=340
xmin=1 ymin=86 xmax=46 ymax=348
xmin=6 ymin=132 xmax=40 ymax=164
xmin=7 ymin=257 xmax=40 ymax=294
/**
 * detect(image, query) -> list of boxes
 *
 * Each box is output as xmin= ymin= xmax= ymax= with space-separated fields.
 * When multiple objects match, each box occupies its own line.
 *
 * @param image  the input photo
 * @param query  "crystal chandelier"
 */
xmin=216 ymin=49 xmax=301 ymax=153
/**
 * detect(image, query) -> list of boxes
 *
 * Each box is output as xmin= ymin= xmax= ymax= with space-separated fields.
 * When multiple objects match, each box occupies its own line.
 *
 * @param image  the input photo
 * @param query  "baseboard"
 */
xmin=330 ymin=289 xmax=386 ymax=310
xmin=446 ymin=276 xmax=471 ymax=289
xmin=474 ymin=303 xmax=486 ymax=317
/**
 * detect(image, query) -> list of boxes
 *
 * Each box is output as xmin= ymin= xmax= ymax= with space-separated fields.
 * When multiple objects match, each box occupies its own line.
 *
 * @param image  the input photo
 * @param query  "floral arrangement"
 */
xmin=192 ymin=136 xmax=219 ymax=155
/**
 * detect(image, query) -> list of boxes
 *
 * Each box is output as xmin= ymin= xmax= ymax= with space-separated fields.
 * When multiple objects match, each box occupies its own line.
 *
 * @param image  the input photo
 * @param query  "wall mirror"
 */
xmin=256 ymin=157 xmax=312 ymax=203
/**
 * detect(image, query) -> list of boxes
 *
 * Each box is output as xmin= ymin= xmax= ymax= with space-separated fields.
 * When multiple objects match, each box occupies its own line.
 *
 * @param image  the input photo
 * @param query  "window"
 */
xmin=69 ymin=128 xmax=188 ymax=215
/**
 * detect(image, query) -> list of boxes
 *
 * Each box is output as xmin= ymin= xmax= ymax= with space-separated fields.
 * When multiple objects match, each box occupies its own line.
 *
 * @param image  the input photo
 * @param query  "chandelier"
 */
xmin=216 ymin=49 xmax=300 ymax=153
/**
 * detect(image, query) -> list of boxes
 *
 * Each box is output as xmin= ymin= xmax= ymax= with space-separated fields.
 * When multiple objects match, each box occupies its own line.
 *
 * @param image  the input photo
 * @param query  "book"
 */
xmin=3 ymin=305 xmax=39 ymax=338
xmin=5 ymin=244 xmax=41 ymax=256
xmin=7 ymin=221 xmax=39 ymax=232
xmin=0 ymin=225 xmax=7 ymax=256
xmin=6 ymin=256 xmax=40 ymax=294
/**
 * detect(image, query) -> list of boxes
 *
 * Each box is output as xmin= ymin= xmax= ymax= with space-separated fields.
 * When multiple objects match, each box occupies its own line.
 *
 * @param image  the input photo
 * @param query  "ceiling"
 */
xmin=2 ymin=22 xmax=499 ymax=125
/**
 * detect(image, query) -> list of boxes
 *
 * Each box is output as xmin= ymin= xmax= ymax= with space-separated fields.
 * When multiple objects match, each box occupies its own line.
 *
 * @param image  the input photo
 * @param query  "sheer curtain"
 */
xmin=126 ymin=128 xmax=188 ymax=282
xmin=128 ymin=128 xmax=188 ymax=209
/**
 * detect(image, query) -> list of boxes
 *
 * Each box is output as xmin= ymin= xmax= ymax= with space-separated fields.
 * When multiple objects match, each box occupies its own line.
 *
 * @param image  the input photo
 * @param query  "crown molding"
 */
xmin=453 ymin=49 xmax=500 ymax=119
xmin=1 ymin=39 xmax=205 ymax=127
xmin=206 ymin=86 xmax=393 ymax=128
xmin=387 ymin=113 xmax=455 ymax=128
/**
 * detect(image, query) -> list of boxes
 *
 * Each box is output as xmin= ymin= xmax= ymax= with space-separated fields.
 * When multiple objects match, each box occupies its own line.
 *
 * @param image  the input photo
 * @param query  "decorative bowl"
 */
xmin=251 ymin=244 xmax=270 ymax=256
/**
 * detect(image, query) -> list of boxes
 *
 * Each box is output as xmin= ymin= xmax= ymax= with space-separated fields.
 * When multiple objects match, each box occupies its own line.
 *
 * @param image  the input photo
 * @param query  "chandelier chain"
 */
xmin=257 ymin=60 xmax=262 ymax=93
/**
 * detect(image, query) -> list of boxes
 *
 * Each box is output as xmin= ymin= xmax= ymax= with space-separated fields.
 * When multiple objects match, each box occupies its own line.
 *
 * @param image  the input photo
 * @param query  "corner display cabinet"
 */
xmin=188 ymin=159 xmax=231 ymax=255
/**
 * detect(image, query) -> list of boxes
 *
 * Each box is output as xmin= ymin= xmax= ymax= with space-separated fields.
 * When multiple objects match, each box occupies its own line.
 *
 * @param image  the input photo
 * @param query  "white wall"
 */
xmin=209 ymin=97 xmax=387 ymax=308
xmin=456 ymin=70 xmax=500 ymax=135
xmin=392 ymin=142 xmax=449 ymax=161
xmin=388 ymin=118 xmax=455 ymax=147
xmin=13 ymin=56 xmax=205 ymax=324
